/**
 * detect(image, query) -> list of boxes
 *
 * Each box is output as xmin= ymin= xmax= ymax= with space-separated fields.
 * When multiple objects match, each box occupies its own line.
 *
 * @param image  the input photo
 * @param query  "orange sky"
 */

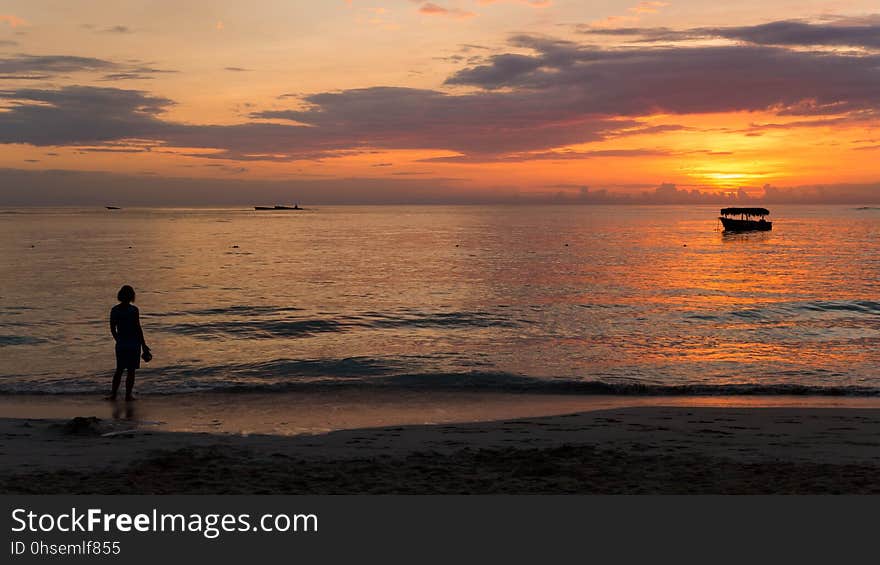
xmin=1 ymin=1 xmax=880 ymax=203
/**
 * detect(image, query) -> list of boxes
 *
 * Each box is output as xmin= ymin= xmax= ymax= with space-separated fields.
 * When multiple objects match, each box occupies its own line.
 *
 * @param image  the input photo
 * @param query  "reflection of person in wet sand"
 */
xmin=107 ymin=285 xmax=151 ymax=402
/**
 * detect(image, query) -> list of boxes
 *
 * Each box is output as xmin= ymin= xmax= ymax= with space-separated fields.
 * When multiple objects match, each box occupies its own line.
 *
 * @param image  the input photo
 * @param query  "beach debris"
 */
xmin=60 ymin=416 xmax=108 ymax=436
xmin=100 ymin=429 xmax=144 ymax=438
xmin=57 ymin=416 xmax=146 ymax=438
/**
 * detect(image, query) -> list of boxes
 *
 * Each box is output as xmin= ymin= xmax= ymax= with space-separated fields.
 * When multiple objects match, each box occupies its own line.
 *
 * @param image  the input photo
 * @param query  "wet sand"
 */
xmin=2 ymin=392 xmax=879 ymax=494
xmin=3 ymin=390 xmax=880 ymax=436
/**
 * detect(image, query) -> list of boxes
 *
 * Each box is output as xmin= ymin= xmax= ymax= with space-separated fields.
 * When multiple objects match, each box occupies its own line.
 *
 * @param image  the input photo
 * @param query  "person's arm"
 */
xmin=135 ymin=308 xmax=149 ymax=350
xmin=110 ymin=309 xmax=118 ymax=342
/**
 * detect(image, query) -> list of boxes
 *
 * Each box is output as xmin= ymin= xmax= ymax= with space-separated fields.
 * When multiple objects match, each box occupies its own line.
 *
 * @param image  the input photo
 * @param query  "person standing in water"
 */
xmin=108 ymin=285 xmax=151 ymax=401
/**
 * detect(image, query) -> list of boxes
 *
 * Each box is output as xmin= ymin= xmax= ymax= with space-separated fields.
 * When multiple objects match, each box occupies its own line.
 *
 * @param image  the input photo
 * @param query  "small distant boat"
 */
xmin=105 ymin=206 xmax=121 ymax=210
xmin=719 ymin=207 xmax=772 ymax=231
xmin=254 ymin=204 xmax=303 ymax=211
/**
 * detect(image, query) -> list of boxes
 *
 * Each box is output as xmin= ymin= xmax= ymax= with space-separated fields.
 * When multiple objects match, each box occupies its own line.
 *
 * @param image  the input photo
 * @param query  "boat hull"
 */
xmin=720 ymin=217 xmax=772 ymax=232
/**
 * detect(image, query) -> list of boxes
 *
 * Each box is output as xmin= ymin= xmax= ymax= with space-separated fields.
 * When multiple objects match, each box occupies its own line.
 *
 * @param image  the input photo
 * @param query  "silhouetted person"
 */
xmin=108 ymin=285 xmax=151 ymax=401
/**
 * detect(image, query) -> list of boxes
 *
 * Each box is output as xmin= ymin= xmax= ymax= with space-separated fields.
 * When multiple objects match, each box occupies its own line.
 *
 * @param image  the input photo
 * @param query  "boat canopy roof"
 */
xmin=720 ymin=207 xmax=769 ymax=216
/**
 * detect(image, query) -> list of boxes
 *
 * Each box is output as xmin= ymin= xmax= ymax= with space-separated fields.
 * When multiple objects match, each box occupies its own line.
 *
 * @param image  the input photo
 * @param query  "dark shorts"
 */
xmin=116 ymin=342 xmax=141 ymax=370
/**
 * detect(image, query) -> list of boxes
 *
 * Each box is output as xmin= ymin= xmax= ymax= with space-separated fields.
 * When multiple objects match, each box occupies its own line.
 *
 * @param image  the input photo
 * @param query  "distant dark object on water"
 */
xmin=106 ymin=206 xmax=121 ymax=210
xmin=855 ymin=206 xmax=879 ymax=210
xmin=719 ymin=207 xmax=772 ymax=232
xmin=255 ymin=204 xmax=303 ymax=211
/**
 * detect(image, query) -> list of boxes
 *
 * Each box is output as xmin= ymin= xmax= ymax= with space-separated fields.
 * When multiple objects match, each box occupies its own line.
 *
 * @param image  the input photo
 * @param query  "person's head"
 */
xmin=117 ymin=285 xmax=136 ymax=304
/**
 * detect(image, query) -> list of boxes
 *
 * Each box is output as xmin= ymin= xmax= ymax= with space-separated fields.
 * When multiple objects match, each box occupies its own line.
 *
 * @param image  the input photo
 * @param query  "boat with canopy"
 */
xmin=719 ymin=207 xmax=772 ymax=232
xmin=254 ymin=204 xmax=303 ymax=211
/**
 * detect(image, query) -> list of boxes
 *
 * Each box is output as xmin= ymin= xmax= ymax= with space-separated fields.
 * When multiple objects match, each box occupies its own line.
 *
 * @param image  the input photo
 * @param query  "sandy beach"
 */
xmin=2 ymin=392 xmax=879 ymax=494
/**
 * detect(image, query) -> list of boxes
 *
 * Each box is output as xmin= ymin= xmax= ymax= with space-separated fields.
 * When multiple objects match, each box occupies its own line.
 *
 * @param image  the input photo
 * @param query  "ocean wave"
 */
xmin=2 ymin=370 xmax=878 ymax=397
xmin=154 ymin=308 xmax=525 ymax=339
xmin=685 ymin=299 xmax=880 ymax=322
xmin=159 ymin=356 xmax=402 ymax=379
xmin=355 ymin=375 xmax=880 ymax=396
xmin=359 ymin=310 xmax=523 ymax=329
xmin=162 ymin=318 xmax=346 ymax=339
xmin=148 ymin=305 xmax=304 ymax=318
xmin=795 ymin=300 xmax=880 ymax=314
xmin=0 ymin=335 xmax=48 ymax=347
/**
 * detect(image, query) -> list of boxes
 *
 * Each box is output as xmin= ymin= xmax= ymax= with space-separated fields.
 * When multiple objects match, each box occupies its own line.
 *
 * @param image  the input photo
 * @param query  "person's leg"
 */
xmin=108 ymin=368 xmax=124 ymax=399
xmin=125 ymin=368 xmax=136 ymax=401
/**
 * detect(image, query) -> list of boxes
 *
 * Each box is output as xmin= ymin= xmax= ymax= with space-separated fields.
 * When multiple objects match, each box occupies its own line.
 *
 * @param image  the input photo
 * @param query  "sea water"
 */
xmin=1 ymin=205 xmax=878 ymax=395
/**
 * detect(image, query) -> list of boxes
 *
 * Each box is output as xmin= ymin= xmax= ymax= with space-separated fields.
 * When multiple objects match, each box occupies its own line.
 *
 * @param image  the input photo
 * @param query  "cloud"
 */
xmin=630 ymin=1 xmax=668 ymax=14
xmin=0 ymin=55 xmax=117 ymax=74
xmin=445 ymin=52 xmax=542 ymax=85
xmin=0 ymin=81 xmax=635 ymax=159
xmin=245 ymin=86 xmax=637 ymax=159
xmin=759 ymin=183 xmax=880 ymax=204
xmin=0 ymin=15 xmax=27 ymax=28
xmin=3 ymin=167 xmax=878 ymax=206
xmin=0 ymin=168 xmax=485 ymax=206
xmin=0 ymin=54 xmax=176 ymax=81
xmin=83 ymin=24 xmax=133 ymax=34
xmin=0 ymin=54 xmax=175 ymax=81
xmin=445 ymin=35 xmax=880 ymax=117
xmin=540 ymin=182 xmax=880 ymax=204
xmin=710 ymin=20 xmax=880 ymax=49
xmin=0 ymin=85 xmax=172 ymax=145
xmin=98 ymin=73 xmax=148 ymax=81
xmin=590 ymin=1 xmax=670 ymax=29
xmin=737 ymin=116 xmax=857 ymax=135
xmin=581 ymin=17 xmax=880 ymax=50
xmin=101 ymin=25 xmax=132 ymax=34
xmin=99 ymin=73 xmax=155 ymax=81
xmin=420 ymin=147 xmax=673 ymax=163
xmin=417 ymin=3 xmax=476 ymax=18
xmin=477 ymin=0 xmax=551 ymax=6
xmin=100 ymin=65 xmax=176 ymax=81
